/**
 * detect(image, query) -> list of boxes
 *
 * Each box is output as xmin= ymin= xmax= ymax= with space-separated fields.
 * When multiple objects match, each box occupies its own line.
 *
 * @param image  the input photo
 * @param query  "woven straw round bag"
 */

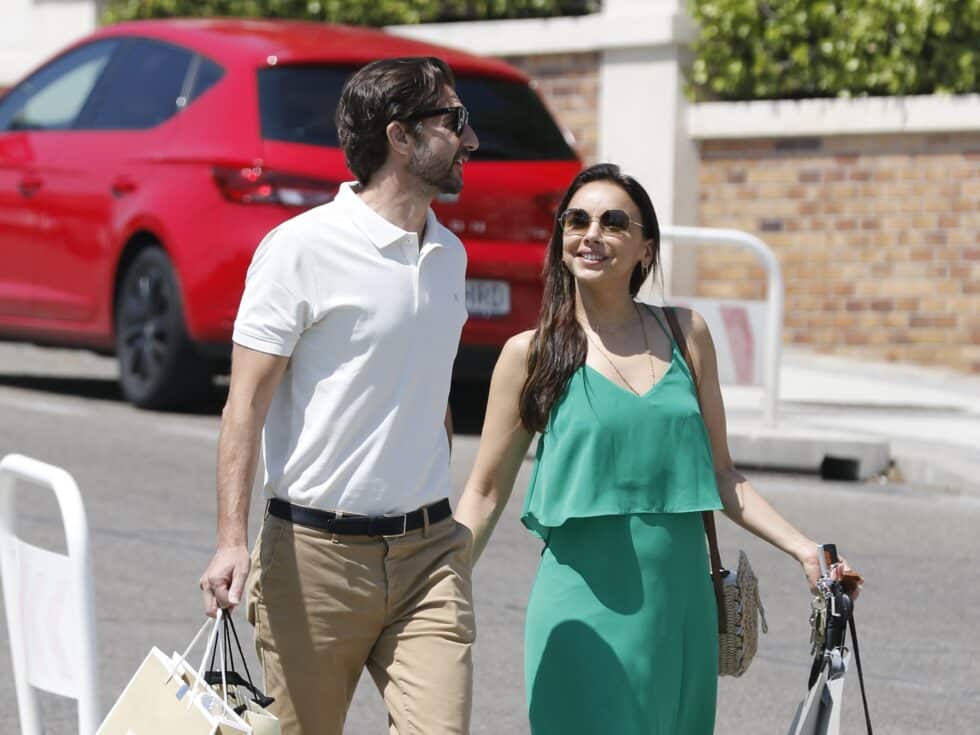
xmin=717 ymin=550 xmax=768 ymax=677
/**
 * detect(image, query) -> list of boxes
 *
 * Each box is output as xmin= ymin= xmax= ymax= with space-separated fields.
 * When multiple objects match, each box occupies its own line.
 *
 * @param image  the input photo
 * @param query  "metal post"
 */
xmin=661 ymin=226 xmax=784 ymax=426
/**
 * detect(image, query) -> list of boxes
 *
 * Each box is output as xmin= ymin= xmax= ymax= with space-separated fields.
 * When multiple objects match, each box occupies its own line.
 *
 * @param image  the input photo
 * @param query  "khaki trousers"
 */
xmin=246 ymin=507 xmax=475 ymax=735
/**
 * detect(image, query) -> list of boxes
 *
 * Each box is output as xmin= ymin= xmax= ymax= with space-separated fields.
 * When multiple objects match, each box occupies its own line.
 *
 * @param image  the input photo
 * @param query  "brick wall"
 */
xmin=697 ymin=133 xmax=980 ymax=373
xmin=504 ymin=52 xmax=600 ymax=164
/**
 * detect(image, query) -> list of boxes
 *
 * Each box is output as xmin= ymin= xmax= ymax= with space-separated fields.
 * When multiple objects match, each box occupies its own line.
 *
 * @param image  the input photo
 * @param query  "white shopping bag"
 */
xmin=230 ymin=692 xmax=280 ymax=735
xmin=787 ymin=650 xmax=850 ymax=735
xmin=98 ymin=614 xmax=252 ymax=735
xmin=97 ymin=647 xmax=251 ymax=735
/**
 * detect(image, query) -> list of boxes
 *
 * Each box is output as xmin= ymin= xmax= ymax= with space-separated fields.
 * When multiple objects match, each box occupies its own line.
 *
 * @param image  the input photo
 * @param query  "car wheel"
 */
xmin=114 ymin=247 xmax=212 ymax=409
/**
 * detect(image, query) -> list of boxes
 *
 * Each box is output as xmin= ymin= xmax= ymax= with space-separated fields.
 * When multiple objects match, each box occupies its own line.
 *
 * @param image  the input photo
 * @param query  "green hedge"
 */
xmin=101 ymin=0 xmax=599 ymax=26
xmin=688 ymin=0 xmax=979 ymax=100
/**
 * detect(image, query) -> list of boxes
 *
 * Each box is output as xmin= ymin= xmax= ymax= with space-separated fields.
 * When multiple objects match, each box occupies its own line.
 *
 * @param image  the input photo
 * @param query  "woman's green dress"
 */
xmin=522 ymin=307 xmax=723 ymax=734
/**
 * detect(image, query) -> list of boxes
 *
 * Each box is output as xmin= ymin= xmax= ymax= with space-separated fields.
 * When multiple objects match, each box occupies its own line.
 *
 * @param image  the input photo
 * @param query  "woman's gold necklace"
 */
xmin=584 ymin=302 xmax=657 ymax=396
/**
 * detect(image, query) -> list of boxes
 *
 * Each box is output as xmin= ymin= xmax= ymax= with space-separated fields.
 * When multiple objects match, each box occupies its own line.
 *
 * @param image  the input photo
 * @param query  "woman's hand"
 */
xmin=799 ymin=545 xmax=824 ymax=595
xmin=798 ymin=544 xmax=864 ymax=600
xmin=832 ymin=557 xmax=864 ymax=600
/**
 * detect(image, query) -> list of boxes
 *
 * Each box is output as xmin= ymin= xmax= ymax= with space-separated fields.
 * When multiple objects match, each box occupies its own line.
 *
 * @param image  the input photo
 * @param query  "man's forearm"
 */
xmin=216 ymin=404 xmax=263 ymax=548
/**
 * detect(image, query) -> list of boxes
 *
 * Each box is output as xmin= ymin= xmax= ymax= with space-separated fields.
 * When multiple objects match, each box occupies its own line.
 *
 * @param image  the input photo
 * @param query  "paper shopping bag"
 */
xmin=239 ymin=695 xmax=281 ymax=735
xmin=787 ymin=650 xmax=849 ymax=735
xmin=213 ymin=671 xmax=279 ymax=735
xmin=97 ymin=646 xmax=250 ymax=735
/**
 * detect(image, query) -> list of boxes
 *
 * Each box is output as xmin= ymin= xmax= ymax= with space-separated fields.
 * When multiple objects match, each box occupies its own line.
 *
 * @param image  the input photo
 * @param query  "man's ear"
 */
xmin=386 ymin=120 xmax=414 ymax=157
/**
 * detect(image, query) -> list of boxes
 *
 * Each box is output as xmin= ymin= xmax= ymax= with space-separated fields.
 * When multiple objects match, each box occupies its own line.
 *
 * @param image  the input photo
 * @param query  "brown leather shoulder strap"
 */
xmin=664 ymin=305 xmax=726 ymax=634
xmin=701 ymin=508 xmax=727 ymax=634
xmin=663 ymin=305 xmax=698 ymax=390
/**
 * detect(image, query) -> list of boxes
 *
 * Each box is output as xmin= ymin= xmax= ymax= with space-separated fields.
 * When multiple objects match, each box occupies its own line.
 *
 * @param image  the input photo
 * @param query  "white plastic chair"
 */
xmin=0 ymin=453 xmax=99 ymax=735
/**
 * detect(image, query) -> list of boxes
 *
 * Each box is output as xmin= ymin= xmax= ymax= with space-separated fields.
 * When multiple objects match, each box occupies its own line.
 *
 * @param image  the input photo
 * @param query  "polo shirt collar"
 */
xmin=336 ymin=182 xmax=441 ymax=250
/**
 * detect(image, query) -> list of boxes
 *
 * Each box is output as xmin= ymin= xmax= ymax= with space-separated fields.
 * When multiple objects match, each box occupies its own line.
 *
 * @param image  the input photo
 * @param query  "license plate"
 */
xmin=465 ymin=279 xmax=511 ymax=318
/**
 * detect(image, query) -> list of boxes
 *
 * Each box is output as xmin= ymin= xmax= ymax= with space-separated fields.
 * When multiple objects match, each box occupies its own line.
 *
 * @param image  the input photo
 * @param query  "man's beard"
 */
xmin=408 ymin=143 xmax=463 ymax=195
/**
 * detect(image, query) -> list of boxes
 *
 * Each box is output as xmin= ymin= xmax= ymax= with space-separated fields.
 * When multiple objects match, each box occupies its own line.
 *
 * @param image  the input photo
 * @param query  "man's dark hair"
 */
xmin=336 ymin=57 xmax=455 ymax=185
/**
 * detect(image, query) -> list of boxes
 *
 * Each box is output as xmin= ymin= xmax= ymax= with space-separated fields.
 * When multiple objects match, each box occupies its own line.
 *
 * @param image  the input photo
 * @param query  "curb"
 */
xmin=727 ymin=428 xmax=891 ymax=480
xmin=890 ymin=442 xmax=980 ymax=497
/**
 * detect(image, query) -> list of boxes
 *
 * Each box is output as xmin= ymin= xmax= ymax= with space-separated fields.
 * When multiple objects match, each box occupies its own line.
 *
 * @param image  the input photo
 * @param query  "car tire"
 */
xmin=114 ymin=247 xmax=212 ymax=409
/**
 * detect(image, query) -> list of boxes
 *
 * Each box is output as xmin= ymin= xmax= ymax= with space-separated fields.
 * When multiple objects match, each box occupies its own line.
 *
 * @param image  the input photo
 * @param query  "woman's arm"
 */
xmin=455 ymin=331 xmax=535 ymax=564
xmin=680 ymin=308 xmax=854 ymax=593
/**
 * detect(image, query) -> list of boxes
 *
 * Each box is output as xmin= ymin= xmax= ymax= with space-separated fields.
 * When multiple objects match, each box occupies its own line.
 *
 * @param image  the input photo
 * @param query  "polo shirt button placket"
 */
xmin=399 ymin=235 xmax=420 ymax=313
xmin=415 ymin=239 xmax=439 ymax=314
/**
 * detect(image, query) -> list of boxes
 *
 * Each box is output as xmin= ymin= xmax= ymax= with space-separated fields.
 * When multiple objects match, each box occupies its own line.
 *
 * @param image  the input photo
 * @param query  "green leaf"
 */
xmin=687 ymin=0 xmax=980 ymax=100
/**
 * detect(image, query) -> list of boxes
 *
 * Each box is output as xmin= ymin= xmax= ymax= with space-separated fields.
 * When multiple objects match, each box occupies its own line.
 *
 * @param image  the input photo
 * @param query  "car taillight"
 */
xmin=213 ymin=166 xmax=339 ymax=208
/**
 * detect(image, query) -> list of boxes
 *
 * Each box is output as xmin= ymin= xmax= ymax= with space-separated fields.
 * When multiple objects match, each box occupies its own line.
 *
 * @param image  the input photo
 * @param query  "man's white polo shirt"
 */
xmin=232 ymin=182 xmax=468 ymax=515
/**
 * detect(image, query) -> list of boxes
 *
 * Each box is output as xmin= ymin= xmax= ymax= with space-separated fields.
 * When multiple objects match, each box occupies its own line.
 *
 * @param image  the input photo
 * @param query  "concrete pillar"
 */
xmin=599 ymin=0 xmax=699 ymax=299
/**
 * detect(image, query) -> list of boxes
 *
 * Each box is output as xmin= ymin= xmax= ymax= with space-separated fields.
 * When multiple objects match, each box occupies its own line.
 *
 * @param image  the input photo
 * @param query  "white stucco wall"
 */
xmin=688 ymin=93 xmax=980 ymax=138
xmin=0 ymin=0 xmax=98 ymax=87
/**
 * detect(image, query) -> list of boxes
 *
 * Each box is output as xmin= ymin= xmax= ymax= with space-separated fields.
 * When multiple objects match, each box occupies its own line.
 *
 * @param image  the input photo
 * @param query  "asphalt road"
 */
xmin=0 ymin=342 xmax=977 ymax=734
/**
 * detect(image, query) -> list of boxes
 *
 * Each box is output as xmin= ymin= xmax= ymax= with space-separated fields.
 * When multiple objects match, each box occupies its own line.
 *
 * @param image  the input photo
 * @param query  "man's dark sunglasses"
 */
xmin=558 ymin=208 xmax=645 ymax=236
xmin=405 ymin=105 xmax=469 ymax=136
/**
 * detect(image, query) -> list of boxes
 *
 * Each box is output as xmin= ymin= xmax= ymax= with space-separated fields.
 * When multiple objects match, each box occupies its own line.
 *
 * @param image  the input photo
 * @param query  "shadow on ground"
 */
xmin=0 ymin=373 xmax=229 ymax=415
xmin=0 ymin=371 xmax=493 ymax=430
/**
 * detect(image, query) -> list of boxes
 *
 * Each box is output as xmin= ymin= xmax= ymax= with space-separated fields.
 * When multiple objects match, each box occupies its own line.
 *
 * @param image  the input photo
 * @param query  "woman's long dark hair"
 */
xmin=519 ymin=163 xmax=661 ymax=432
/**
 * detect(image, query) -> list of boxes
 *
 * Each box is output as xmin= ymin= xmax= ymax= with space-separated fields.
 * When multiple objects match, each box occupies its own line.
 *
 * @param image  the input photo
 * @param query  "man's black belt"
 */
xmin=267 ymin=497 xmax=452 ymax=537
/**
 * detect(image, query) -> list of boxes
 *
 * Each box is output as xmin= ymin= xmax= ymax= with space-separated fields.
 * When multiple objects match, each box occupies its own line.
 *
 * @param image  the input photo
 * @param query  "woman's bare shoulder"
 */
xmin=653 ymin=304 xmax=712 ymax=343
xmin=497 ymin=330 xmax=534 ymax=371
xmin=483 ymin=330 xmax=534 ymax=397
xmin=505 ymin=329 xmax=535 ymax=352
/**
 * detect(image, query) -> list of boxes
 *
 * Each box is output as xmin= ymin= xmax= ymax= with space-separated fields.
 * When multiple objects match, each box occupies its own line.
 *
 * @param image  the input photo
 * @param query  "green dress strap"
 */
xmin=642 ymin=304 xmax=675 ymax=347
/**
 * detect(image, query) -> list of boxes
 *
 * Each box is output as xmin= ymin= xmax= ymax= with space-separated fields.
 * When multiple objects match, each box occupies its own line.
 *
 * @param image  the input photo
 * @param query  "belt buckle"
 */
xmin=387 ymin=514 xmax=408 ymax=538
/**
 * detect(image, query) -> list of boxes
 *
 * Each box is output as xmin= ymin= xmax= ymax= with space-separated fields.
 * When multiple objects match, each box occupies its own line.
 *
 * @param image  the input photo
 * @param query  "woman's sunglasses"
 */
xmin=558 ymin=208 xmax=644 ymax=236
xmin=405 ymin=105 xmax=470 ymax=137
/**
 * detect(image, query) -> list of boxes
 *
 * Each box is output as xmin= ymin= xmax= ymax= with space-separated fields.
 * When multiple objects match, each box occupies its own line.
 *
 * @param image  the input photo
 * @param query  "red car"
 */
xmin=0 ymin=19 xmax=580 ymax=407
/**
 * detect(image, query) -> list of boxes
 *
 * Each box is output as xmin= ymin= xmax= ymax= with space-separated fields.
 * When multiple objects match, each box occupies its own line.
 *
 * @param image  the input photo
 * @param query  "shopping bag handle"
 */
xmin=161 ymin=610 xmax=222 ymax=696
xmin=206 ymin=610 xmax=275 ymax=712
xmin=849 ymin=614 xmax=873 ymax=735
xmin=203 ymin=671 xmax=273 ymax=707
xmin=192 ymin=608 xmax=225 ymax=705
xmin=807 ymin=590 xmax=873 ymax=735
xmin=163 ymin=615 xmax=214 ymax=686
xmin=161 ymin=609 xmax=227 ymax=711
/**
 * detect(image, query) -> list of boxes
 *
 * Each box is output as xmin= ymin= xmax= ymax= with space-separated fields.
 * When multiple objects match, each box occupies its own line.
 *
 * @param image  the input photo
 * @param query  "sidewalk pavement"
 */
xmin=722 ymin=348 xmax=980 ymax=494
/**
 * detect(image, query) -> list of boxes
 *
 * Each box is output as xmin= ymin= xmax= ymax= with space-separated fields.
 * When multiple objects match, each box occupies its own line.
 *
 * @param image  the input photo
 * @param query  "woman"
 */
xmin=456 ymin=163 xmax=861 ymax=734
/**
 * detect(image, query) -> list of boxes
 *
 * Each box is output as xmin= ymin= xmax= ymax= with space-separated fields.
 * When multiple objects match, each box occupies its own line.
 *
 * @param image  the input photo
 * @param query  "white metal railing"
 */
xmin=660 ymin=226 xmax=784 ymax=426
xmin=0 ymin=454 xmax=99 ymax=735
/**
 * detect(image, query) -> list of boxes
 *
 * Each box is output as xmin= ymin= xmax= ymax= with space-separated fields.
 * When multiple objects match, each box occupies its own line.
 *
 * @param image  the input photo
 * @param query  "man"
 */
xmin=199 ymin=57 xmax=480 ymax=734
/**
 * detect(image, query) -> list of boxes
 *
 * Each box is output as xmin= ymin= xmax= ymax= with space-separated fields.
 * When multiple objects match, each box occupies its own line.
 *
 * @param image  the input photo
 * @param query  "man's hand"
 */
xmin=200 ymin=545 xmax=251 ymax=617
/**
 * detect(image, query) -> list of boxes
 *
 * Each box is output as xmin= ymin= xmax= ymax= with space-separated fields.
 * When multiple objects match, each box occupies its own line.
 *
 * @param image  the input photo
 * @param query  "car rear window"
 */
xmin=455 ymin=75 xmax=576 ymax=161
xmin=258 ymin=66 xmax=348 ymax=148
xmin=84 ymin=39 xmax=193 ymax=129
xmin=257 ymin=65 xmax=576 ymax=161
xmin=189 ymin=57 xmax=224 ymax=102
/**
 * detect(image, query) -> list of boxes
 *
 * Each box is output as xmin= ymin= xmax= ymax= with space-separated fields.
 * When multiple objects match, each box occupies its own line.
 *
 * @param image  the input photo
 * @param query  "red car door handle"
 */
xmin=111 ymin=177 xmax=138 ymax=197
xmin=18 ymin=175 xmax=43 ymax=197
